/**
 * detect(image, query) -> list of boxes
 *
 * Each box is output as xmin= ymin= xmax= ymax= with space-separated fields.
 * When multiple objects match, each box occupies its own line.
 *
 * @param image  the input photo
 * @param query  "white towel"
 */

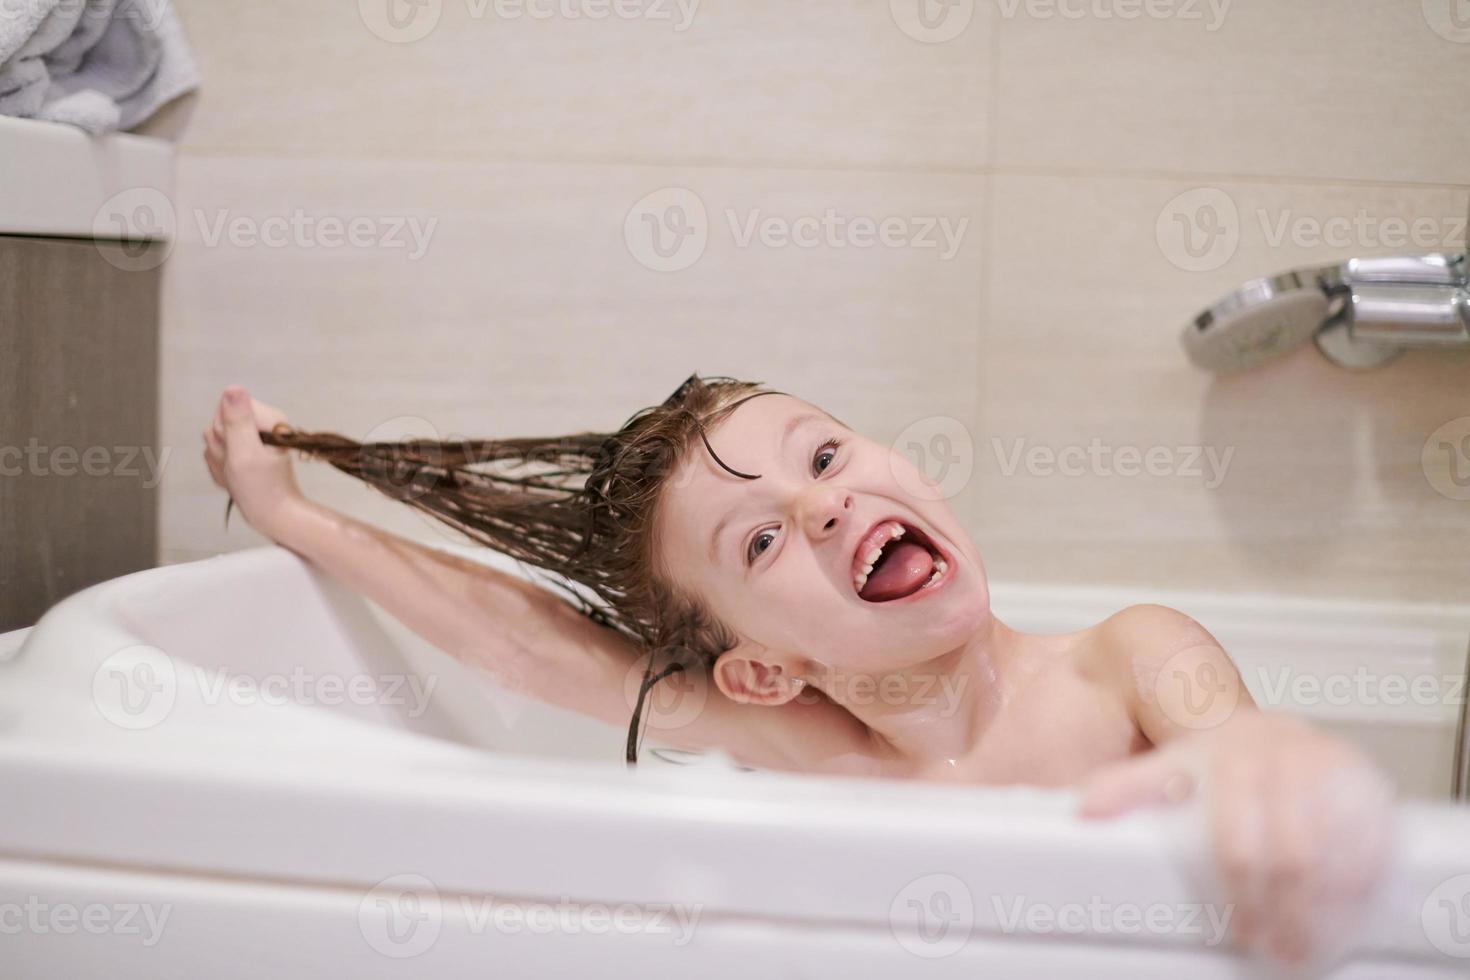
xmin=0 ymin=0 xmax=198 ymax=135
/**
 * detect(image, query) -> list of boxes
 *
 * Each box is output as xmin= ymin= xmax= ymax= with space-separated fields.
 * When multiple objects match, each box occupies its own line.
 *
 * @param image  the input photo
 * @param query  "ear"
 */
xmin=712 ymin=642 xmax=807 ymax=706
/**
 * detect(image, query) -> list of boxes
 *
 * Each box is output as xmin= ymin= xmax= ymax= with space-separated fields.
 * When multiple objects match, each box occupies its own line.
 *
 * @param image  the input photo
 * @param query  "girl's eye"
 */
xmin=813 ymin=438 xmax=843 ymax=476
xmin=747 ymin=528 xmax=777 ymax=565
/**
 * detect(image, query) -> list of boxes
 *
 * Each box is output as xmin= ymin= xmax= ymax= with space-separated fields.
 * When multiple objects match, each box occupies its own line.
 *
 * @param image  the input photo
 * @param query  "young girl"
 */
xmin=201 ymin=373 xmax=1395 ymax=967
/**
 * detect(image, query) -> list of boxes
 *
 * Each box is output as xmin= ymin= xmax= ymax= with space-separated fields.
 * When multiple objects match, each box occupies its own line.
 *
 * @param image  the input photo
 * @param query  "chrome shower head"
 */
xmin=1182 ymin=195 xmax=1470 ymax=373
xmin=1181 ymin=267 xmax=1344 ymax=373
xmin=1182 ymin=258 xmax=1470 ymax=373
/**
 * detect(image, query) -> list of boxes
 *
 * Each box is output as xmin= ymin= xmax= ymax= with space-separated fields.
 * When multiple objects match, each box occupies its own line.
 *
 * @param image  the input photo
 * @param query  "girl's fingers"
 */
xmin=1263 ymin=761 xmax=1319 ymax=965
xmin=202 ymin=447 xmax=223 ymax=487
xmin=1076 ymin=749 xmax=1192 ymax=819
xmin=221 ymin=387 xmax=264 ymax=453
xmin=1210 ymin=751 xmax=1264 ymax=952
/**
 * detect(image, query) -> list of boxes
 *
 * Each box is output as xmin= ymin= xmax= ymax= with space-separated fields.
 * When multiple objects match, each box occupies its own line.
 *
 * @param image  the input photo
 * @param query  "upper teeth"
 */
xmin=854 ymin=522 xmax=915 ymax=592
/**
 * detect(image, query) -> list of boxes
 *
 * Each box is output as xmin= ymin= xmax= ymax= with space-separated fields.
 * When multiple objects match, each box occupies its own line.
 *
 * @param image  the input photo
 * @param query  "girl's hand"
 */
xmin=1076 ymin=711 xmax=1395 ymax=967
xmin=202 ymin=385 xmax=305 ymax=540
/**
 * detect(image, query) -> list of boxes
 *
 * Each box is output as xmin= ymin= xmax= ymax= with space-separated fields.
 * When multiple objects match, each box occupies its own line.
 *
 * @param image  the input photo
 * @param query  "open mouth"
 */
xmin=851 ymin=519 xmax=950 ymax=603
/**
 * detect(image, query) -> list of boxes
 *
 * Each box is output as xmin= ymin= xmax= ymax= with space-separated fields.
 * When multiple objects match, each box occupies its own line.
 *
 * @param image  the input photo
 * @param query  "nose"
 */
xmin=796 ymin=483 xmax=852 ymax=542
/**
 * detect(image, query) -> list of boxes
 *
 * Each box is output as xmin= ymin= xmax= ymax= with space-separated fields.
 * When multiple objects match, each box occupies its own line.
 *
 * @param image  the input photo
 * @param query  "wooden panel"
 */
xmin=0 ymin=235 xmax=162 ymax=631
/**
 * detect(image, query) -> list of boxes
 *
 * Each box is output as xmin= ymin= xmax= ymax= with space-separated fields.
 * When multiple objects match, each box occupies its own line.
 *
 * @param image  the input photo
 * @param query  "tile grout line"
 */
xmin=167 ymin=147 xmax=1470 ymax=194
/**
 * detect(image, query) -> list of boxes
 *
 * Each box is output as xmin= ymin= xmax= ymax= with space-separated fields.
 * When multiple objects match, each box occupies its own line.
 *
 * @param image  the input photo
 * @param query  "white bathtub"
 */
xmin=3 ymin=544 xmax=1470 ymax=978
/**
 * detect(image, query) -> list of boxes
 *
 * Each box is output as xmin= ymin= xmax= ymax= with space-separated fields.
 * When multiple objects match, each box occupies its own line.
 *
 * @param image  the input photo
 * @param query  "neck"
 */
xmin=821 ymin=613 xmax=1026 ymax=765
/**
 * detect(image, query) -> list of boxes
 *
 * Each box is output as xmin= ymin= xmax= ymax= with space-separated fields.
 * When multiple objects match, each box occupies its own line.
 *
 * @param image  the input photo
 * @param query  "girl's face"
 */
xmin=656 ymin=393 xmax=992 ymax=681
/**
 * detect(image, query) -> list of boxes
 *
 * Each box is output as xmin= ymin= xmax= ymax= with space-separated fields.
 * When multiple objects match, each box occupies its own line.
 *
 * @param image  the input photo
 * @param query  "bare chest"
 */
xmin=898 ymin=661 xmax=1149 ymax=788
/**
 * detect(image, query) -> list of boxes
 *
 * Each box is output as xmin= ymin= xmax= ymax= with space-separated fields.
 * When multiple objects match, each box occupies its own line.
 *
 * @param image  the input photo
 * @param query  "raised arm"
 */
xmin=202 ymin=385 xmax=874 ymax=773
xmin=1077 ymin=603 xmax=1394 ymax=967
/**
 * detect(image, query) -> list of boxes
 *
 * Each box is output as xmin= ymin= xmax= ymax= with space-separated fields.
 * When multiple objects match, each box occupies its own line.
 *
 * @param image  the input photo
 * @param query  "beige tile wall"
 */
xmin=155 ymin=0 xmax=1470 ymax=604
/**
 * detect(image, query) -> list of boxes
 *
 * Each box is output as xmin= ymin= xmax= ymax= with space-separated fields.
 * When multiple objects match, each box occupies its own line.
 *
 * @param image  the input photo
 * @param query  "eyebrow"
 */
xmin=706 ymin=412 xmax=831 ymax=565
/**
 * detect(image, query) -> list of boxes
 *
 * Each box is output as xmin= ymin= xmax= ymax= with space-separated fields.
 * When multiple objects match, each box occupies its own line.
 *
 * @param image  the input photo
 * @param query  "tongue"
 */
xmin=859 ymin=540 xmax=934 ymax=602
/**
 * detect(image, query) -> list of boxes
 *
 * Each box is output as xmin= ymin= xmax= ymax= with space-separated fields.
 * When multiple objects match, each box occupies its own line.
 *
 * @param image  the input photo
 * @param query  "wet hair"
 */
xmin=233 ymin=373 xmax=788 ymax=764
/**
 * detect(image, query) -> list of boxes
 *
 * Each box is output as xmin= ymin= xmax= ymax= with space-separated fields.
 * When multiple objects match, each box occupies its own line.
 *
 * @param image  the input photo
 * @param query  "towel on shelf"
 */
xmin=0 ymin=0 xmax=198 ymax=135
